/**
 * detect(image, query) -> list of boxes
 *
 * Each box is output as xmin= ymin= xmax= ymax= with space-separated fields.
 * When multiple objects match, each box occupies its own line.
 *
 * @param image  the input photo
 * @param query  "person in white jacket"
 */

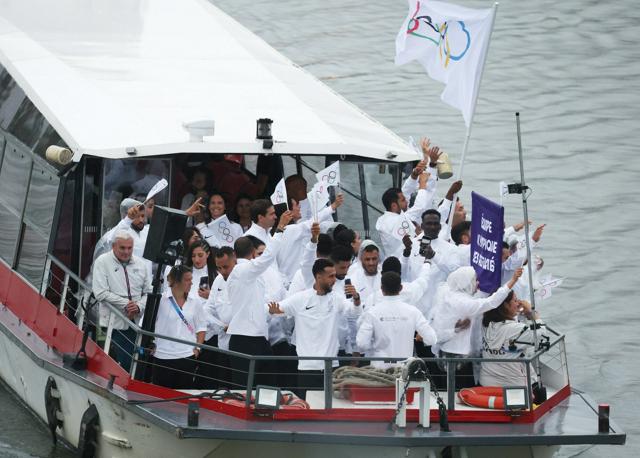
xmin=356 ymin=272 xmax=437 ymax=369
xmin=226 ymin=210 xmax=293 ymax=387
xmin=267 ymin=258 xmax=361 ymax=398
xmin=92 ymin=230 xmax=151 ymax=371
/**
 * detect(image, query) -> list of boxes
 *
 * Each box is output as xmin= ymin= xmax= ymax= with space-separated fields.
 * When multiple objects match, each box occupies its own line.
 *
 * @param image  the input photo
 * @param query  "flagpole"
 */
xmin=447 ymin=2 xmax=499 ymax=225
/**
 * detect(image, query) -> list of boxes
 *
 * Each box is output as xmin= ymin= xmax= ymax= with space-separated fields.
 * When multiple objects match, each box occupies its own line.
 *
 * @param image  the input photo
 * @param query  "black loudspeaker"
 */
xmin=142 ymin=205 xmax=188 ymax=264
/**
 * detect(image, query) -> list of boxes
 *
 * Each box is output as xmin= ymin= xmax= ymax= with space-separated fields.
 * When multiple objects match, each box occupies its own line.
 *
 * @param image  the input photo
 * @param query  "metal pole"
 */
xmin=324 ymin=360 xmax=333 ymax=410
xmin=446 ymin=2 xmax=499 ymax=226
xmin=245 ymin=359 xmax=256 ymax=409
xmin=515 ymin=113 xmax=539 ymax=349
xmin=357 ymin=163 xmax=371 ymax=239
xmin=447 ymin=361 xmax=456 ymax=411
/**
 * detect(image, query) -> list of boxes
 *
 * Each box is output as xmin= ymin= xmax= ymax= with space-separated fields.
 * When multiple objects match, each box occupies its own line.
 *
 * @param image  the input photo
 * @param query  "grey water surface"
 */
xmin=1 ymin=0 xmax=638 ymax=456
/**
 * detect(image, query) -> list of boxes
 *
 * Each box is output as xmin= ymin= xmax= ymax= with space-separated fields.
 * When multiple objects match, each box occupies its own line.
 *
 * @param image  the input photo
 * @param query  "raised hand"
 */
xmin=532 ymin=224 xmax=546 ymax=243
xmin=310 ymin=222 xmax=321 ymax=243
xmin=411 ymin=160 xmax=427 ymax=179
xmin=185 ymin=197 xmax=205 ymax=217
xmin=277 ymin=210 xmax=294 ymax=229
xmin=331 ymin=193 xmax=345 ymax=210
xmin=446 ymin=180 xmax=463 ymax=200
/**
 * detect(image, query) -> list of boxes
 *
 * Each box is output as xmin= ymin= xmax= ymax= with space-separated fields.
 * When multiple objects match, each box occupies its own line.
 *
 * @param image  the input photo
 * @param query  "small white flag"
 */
xmin=270 ymin=178 xmax=289 ymax=207
xmin=535 ymin=275 xmax=564 ymax=301
xmin=499 ymin=181 xmax=508 ymax=206
xmin=408 ymin=136 xmax=423 ymax=159
xmin=308 ymin=182 xmax=330 ymax=221
xmin=213 ymin=215 xmax=237 ymax=246
xmin=390 ymin=214 xmax=416 ymax=241
xmin=144 ymin=178 xmax=168 ymax=203
xmin=395 ymin=0 xmax=496 ymax=126
xmin=315 ymin=161 xmax=341 ymax=188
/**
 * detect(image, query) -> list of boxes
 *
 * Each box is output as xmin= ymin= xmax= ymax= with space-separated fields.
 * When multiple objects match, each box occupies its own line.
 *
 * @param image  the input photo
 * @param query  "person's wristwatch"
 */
xmin=275 ymin=226 xmax=285 ymax=233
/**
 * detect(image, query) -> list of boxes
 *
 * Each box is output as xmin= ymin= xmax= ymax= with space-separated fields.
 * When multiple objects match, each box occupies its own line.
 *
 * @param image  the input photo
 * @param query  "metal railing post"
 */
xmin=104 ymin=314 xmax=115 ymax=354
xmin=41 ymin=257 xmax=52 ymax=295
xmin=129 ymin=331 xmax=143 ymax=378
xmin=245 ymin=359 xmax=256 ymax=409
xmin=447 ymin=360 xmax=456 ymax=411
xmin=58 ymin=274 xmax=70 ymax=313
xmin=324 ymin=360 xmax=333 ymax=409
xmin=525 ymin=362 xmax=533 ymax=411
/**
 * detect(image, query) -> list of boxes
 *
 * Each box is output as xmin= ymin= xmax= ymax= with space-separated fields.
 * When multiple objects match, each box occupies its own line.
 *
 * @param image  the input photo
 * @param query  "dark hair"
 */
xmin=382 ymin=187 xmax=402 ymax=211
xmin=312 ymin=258 xmax=334 ymax=277
xmin=502 ymin=241 xmax=510 ymax=250
xmin=215 ymin=246 xmax=235 ymax=259
xmin=181 ymin=227 xmax=202 ymax=249
xmin=381 ymin=271 xmax=402 ymax=295
xmin=482 ymin=291 xmax=514 ymax=327
xmin=250 ymin=199 xmax=273 ymax=223
xmin=285 ymin=174 xmax=307 ymax=187
xmin=317 ymin=234 xmax=333 ymax=258
xmin=204 ymin=192 xmax=230 ymax=224
xmin=234 ymin=236 xmax=255 ymax=259
xmin=188 ymin=166 xmax=212 ymax=190
xmin=167 ymin=264 xmax=193 ymax=287
xmin=327 ymin=223 xmax=347 ymax=241
xmin=246 ymin=235 xmax=265 ymax=250
xmin=381 ymin=256 xmax=401 ymax=275
xmin=184 ymin=240 xmax=217 ymax=286
xmin=451 ymin=221 xmax=472 ymax=245
xmin=329 ymin=245 xmax=353 ymax=264
xmin=421 ymin=208 xmax=441 ymax=220
xmin=230 ymin=193 xmax=252 ymax=224
xmin=334 ymin=228 xmax=356 ymax=248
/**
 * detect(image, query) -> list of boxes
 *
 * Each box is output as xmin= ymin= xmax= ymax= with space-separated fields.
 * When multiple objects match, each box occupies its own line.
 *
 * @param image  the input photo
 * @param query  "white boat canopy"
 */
xmin=0 ymin=0 xmax=418 ymax=163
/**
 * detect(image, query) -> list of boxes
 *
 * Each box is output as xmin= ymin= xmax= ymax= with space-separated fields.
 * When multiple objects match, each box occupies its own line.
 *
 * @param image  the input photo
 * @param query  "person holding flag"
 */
xmin=197 ymin=193 xmax=243 ymax=248
xmin=376 ymin=168 xmax=434 ymax=259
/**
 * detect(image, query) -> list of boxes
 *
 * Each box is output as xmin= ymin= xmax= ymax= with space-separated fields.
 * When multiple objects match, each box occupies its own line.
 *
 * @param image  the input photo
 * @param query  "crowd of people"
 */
xmin=91 ymin=139 xmax=549 ymax=398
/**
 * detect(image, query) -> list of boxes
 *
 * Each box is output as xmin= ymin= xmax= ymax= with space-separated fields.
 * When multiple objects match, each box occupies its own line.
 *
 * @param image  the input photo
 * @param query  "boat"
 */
xmin=0 ymin=0 xmax=626 ymax=457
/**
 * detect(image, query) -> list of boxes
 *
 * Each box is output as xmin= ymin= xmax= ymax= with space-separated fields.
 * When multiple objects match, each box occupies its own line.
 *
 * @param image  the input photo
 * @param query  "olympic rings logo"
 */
xmin=396 ymin=219 xmax=411 ymax=237
xmin=276 ymin=190 xmax=284 ymax=201
xmin=217 ymin=221 xmax=234 ymax=243
xmin=321 ymin=170 xmax=338 ymax=185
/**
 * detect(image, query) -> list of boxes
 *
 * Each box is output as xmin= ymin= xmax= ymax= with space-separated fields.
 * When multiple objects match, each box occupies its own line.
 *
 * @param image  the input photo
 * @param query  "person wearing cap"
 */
xmin=361 ymin=256 xmax=432 ymax=309
xmin=92 ymin=230 xmax=152 ymax=371
xmin=267 ymin=258 xmax=361 ymax=398
xmin=356 ymin=272 xmax=437 ymax=369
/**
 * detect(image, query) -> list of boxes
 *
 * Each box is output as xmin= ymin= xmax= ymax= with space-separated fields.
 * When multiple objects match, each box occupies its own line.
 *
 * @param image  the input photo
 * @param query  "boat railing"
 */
xmin=41 ymin=253 xmax=569 ymax=414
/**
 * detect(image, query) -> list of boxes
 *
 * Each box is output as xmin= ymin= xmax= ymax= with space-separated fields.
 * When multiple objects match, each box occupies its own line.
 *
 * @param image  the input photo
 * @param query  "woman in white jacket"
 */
xmin=429 ymin=266 xmax=522 ymax=388
xmin=480 ymin=292 xmax=547 ymax=388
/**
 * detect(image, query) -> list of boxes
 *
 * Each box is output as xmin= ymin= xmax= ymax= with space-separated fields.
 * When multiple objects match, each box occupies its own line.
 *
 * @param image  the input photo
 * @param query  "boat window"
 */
xmin=15 ymin=161 xmax=59 ymax=288
xmin=0 ymin=141 xmax=32 ymax=265
xmin=0 ymin=64 xmax=68 ymax=166
xmin=102 ymin=159 xmax=171 ymax=235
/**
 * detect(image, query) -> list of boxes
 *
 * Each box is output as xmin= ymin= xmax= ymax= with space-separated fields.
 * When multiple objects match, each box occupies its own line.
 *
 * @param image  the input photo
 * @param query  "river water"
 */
xmin=1 ymin=0 xmax=638 ymax=456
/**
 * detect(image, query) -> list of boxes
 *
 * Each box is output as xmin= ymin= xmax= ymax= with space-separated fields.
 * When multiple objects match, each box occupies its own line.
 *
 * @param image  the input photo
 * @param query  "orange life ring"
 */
xmin=458 ymin=387 xmax=505 ymax=409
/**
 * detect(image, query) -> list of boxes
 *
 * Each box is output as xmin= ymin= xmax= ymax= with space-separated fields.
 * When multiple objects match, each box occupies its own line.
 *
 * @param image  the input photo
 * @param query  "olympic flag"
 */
xmin=395 ymin=0 xmax=496 ymax=126
xmin=270 ymin=178 xmax=288 ymax=207
xmin=315 ymin=161 xmax=341 ymax=188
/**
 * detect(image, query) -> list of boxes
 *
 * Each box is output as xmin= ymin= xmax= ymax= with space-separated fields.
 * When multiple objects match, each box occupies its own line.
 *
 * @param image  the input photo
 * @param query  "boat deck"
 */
xmin=127 ymin=387 xmax=626 ymax=447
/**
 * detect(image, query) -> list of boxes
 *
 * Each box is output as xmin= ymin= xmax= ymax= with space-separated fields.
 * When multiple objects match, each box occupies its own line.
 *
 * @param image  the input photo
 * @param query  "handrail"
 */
xmin=42 ymin=252 xmax=568 ymax=415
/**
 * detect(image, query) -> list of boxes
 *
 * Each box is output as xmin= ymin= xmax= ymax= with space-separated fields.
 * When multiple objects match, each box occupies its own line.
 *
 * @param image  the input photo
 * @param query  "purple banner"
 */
xmin=470 ymin=192 xmax=504 ymax=293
